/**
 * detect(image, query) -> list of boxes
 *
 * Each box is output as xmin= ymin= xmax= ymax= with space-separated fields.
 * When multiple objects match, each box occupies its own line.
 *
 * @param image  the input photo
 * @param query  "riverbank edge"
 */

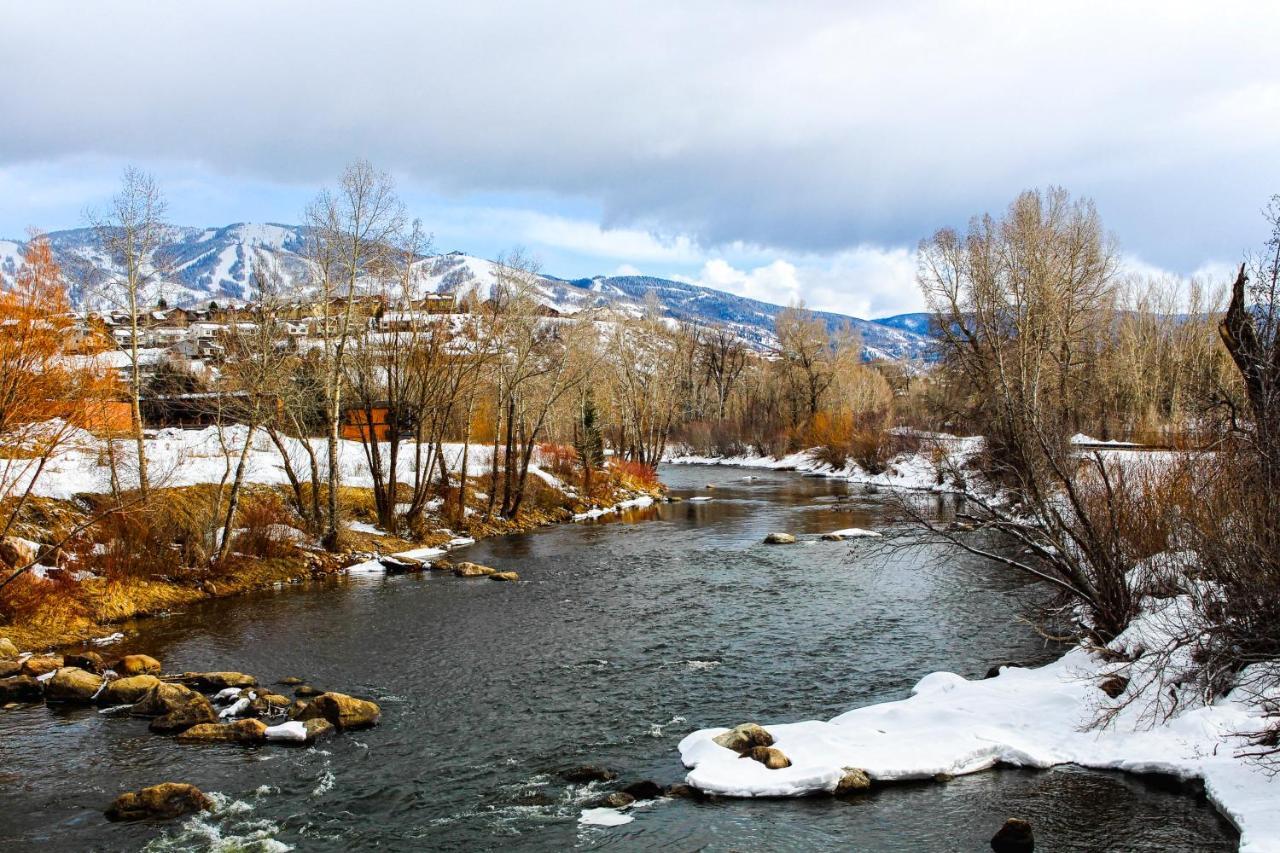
xmin=3 ymin=483 xmax=664 ymax=653
xmin=665 ymin=457 xmax=1276 ymax=852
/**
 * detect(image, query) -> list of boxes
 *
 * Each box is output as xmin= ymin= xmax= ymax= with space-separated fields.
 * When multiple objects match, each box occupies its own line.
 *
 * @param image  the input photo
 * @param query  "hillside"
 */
xmin=0 ymin=223 xmax=935 ymax=361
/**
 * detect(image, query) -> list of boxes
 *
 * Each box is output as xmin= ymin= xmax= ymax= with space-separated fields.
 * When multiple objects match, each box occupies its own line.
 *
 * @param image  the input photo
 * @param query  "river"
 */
xmin=0 ymin=464 xmax=1238 ymax=851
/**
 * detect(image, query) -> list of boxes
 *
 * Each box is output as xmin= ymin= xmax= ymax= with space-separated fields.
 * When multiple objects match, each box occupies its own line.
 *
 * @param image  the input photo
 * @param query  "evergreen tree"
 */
xmin=574 ymin=391 xmax=605 ymax=501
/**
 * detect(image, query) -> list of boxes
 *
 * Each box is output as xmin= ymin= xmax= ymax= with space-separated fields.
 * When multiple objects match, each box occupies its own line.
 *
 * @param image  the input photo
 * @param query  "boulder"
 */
xmin=663 ymin=783 xmax=706 ymax=800
xmin=0 ymin=536 xmax=37 ymax=569
xmin=594 ymin=791 xmax=635 ymax=809
xmin=712 ymin=723 xmax=774 ymax=755
xmin=116 ymin=654 xmax=161 ymax=676
xmin=64 ymin=651 xmax=106 ymax=673
xmin=20 ymin=655 xmax=63 ymax=677
xmin=380 ymin=556 xmax=422 ymax=574
xmin=745 ymin=745 xmax=791 ymax=769
xmin=835 ymin=767 xmax=871 ymax=795
xmin=0 ymin=675 xmax=42 ymax=702
xmin=287 ymin=700 xmax=310 ymax=719
xmin=620 ymin=780 xmax=663 ymax=800
xmin=105 ymin=783 xmax=213 ymax=822
xmin=763 ymin=532 xmax=796 ymax=545
xmin=98 ymin=675 xmax=161 ymax=706
xmin=177 ymin=718 xmax=268 ymax=744
xmin=131 ymin=682 xmax=204 ymax=717
xmin=276 ymin=676 xmax=304 ymax=686
xmin=250 ymin=692 xmax=291 ymax=717
xmin=561 ymin=765 xmax=616 ymax=784
xmin=428 ymin=559 xmax=454 ymax=572
xmin=44 ymin=667 xmax=104 ymax=703
xmin=0 ymin=660 xmax=19 ymax=679
xmin=293 ymin=684 xmax=323 ymax=697
xmin=489 ymin=571 xmax=519 ymax=582
xmin=991 ymin=818 xmax=1035 ymax=852
xmin=133 ymin=682 xmax=217 ymax=734
xmin=0 ymin=637 xmax=18 ymax=659
xmin=151 ymin=704 xmax=218 ymax=734
xmin=452 ymin=561 xmax=496 ymax=577
xmin=296 ymin=691 xmax=381 ymax=730
xmin=179 ymin=671 xmax=258 ymax=691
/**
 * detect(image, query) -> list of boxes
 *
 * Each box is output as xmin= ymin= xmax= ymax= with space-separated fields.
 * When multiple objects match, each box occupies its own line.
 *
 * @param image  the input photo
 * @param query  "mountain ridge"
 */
xmin=0 ymin=222 xmax=935 ymax=361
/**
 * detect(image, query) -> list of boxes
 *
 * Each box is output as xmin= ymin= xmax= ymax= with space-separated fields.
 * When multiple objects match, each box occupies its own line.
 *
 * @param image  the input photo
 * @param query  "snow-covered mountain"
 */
xmin=0 ymin=223 xmax=935 ymax=361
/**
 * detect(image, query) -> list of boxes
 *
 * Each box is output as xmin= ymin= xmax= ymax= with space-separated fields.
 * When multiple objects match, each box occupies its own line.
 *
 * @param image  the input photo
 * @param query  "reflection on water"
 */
xmin=0 ymin=465 xmax=1238 ymax=851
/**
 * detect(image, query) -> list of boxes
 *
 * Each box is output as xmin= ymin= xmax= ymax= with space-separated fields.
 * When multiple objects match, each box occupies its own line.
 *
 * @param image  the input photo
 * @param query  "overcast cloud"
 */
xmin=2 ymin=1 xmax=1278 ymax=316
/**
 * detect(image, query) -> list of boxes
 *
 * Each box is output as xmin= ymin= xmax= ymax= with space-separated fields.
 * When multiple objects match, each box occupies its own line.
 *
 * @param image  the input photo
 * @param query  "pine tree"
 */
xmin=574 ymin=391 xmax=605 ymax=501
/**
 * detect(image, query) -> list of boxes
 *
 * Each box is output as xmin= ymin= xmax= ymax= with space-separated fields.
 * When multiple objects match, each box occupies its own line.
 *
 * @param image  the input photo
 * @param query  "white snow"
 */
xmin=264 ymin=721 xmax=309 ymax=742
xmin=686 ymin=496 xmax=713 ymax=502
xmin=572 ymin=495 xmax=654 ymax=521
xmin=826 ymin=528 xmax=882 ymax=539
xmin=679 ymin=600 xmax=1280 ymax=851
xmin=667 ymin=434 xmax=982 ymax=493
xmin=577 ymin=807 xmax=634 ymax=827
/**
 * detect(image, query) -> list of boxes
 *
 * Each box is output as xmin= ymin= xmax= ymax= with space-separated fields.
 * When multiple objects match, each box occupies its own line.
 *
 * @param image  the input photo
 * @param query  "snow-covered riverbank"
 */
xmin=671 ymin=494 xmax=1280 ymax=853
xmin=666 ymin=436 xmax=981 ymax=493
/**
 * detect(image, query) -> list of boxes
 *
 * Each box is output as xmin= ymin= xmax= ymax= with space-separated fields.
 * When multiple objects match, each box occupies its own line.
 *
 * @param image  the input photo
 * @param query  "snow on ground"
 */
xmin=826 ymin=528 xmax=881 ymax=538
xmin=572 ymin=495 xmax=654 ymax=521
xmin=678 ymin=600 xmax=1280 ymax=851
xmin=667 ymin=435 xmax=983 ymax=493
xmin=0 ymin=423 xmax=555 ymax=501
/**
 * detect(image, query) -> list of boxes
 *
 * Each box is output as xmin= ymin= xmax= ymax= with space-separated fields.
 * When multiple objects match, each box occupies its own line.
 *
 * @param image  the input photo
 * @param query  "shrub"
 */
xmin=610 ymin=458 xmax=658 ymax=490
xmin=537 ymin=442 xmax=579 ymax=479
xmin=229 ymin=490 xmax=299 ymax=560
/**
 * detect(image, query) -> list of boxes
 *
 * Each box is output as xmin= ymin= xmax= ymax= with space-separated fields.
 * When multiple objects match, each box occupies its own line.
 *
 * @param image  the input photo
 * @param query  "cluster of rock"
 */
xmin=559 ymin=765 xmax=705 ymax=810
xmin=377 ymin=553 xmax=520 ymax=582
xmin=431 ymin=559 xmax=519 ymax=582
xmin=711 ymin=722 xmax=871 ymax=795
xmin=0 ymin=637 xmax=384 ymax=821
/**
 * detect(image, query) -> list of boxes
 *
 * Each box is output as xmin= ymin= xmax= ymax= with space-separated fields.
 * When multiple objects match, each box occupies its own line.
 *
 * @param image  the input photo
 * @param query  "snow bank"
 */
xmin=679 ymin=604 xmax=1280 ymax=851
xmin=826 ymin=528 xmax=881 ymax=539
xmin=667 ymin=435 xmax=983 ymax=493
xmin=572 ymin=495 xmax=654 ymax=521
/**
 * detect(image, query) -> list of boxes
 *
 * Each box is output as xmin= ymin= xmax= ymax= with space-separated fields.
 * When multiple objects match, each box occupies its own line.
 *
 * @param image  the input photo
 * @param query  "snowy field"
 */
xmin=0 ymin=423 xmax=561 ymax=500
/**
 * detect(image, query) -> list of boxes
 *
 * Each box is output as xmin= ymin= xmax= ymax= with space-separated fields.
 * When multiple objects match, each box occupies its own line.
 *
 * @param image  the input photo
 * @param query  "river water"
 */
xmin=0 ymin=465 xmax=1238 ymax=851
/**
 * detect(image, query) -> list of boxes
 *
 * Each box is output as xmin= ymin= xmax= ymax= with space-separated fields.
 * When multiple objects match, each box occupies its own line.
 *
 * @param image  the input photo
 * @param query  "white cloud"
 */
xmin=1 ymin=1 xmax=1277 ymax=270
xmin=676 ymin=245 xmax=922 ymax=318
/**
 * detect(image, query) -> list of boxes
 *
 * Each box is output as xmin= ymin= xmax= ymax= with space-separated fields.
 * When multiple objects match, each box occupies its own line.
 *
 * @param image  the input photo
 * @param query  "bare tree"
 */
xmin=87 ymin=167 xmax=169 ymax=500
xmin=304 ymin=160 xmax=404 ymax=547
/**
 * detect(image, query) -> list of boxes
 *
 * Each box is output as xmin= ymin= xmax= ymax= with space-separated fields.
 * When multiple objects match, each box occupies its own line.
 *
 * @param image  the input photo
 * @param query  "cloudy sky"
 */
xmin=3 ymin=1 xmax=1278 ymax=318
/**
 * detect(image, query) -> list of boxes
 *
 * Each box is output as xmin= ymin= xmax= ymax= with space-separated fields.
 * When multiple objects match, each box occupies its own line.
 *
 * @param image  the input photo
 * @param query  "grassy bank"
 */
xmin=0 ymin=466 xmax=663 ymax=651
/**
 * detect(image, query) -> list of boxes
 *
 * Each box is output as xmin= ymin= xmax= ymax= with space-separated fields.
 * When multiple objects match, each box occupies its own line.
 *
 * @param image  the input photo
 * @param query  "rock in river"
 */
xmin=835 ymin=767 xmax=871 ymax=795
xmin=745 ymin=745 xmax=792 ymax=769
xmin=105 ymin=782 xmax=213 ymax=822
xmin=20 ymin=655 xmax=63 ymax=677
xmin=594 ymin=791 xmax=635 ymax=809
xmin=991 ymin=817 xmax=1035 ymax=852
xmin=116 ymin=654 xmax=162 ymax=676
xmin=44 ymin=667 xmax=104 ymax=703
xmin=489 ymin=571 xmax=519 ymax=582
xmin=561 ymin=765 xmax=616 ymax=784
xmin=621 ymin=780 xmax=663 ymax=800
xmin=98 ymin=675 xmax=161 ymax=706
xmin=177 ymin=718 xmax=268 ymax=744
xmin=296 ymin=691 xmax=381 ymax=730
xmin=452 ymin=561 xmax=496 ymax=577
xmin=63 ymin=651 xmax=105 ymax=673
xmin=179 ymin=671 xmax=258 ymax=691
xmin=0 ymin=675 xmax=42 ymax=702
xmin=712 ymin=723 xmax=774 ymax=755
xmin=763 ymin=532 xmax=796 ymax=544
xmin=132 ymin=683 xmax=217 ymax=734
xmin=0 ymin=637 xmax=19 ymax=659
